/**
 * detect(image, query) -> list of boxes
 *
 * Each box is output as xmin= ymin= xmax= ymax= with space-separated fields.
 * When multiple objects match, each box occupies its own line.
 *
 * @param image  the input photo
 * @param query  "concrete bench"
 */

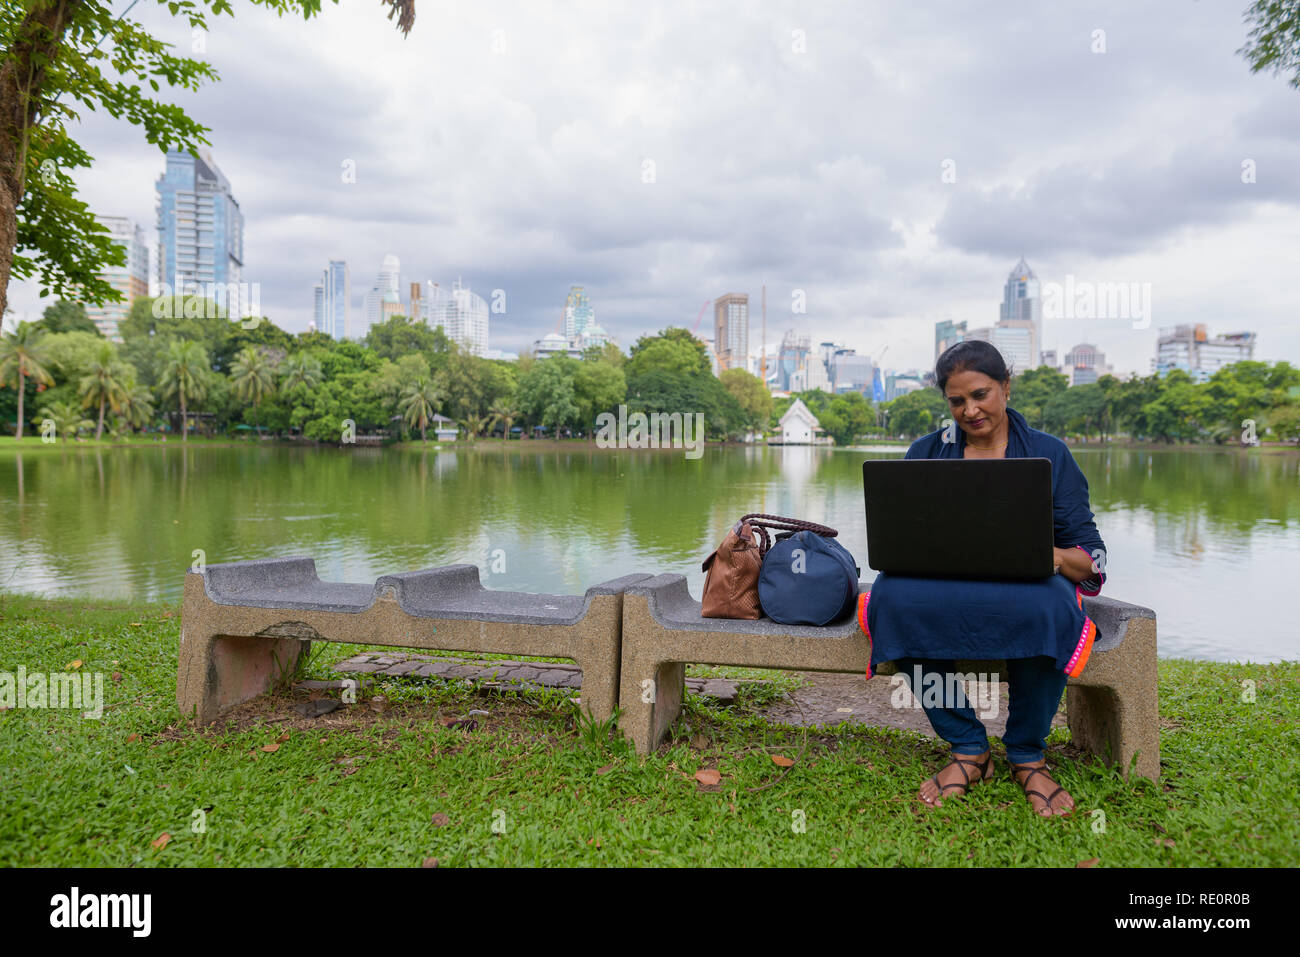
xmin=617 ymin=575 xmax=1160 ymax=780
xmin=177 ymin=556 xmax=650 ymax=726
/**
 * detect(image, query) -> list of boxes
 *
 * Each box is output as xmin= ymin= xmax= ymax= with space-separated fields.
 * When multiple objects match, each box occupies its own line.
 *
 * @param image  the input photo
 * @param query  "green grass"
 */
xmin=1 ymin=592 xmax=1296 ymax=867
xmin=0 ymin=435 xmax=265 ymax=452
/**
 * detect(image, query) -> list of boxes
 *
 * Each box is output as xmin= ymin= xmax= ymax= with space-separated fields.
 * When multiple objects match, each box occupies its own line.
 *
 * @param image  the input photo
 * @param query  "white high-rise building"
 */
xmin=85 ymin=216 xmax=149 ymax=341
xmin=423 ymin=278 xmax=489 ymax=355
xmin=358 ymin=253 xmax=399 ymax=340
xmin=714 ymin=293 xmax=749 ymax=371
xmin=1155 ymin=324 xmax=1256 ymax=383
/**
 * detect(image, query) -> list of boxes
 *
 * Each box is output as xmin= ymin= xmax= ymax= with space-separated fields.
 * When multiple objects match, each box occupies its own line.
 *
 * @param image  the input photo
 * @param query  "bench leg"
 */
xmin=574 ymin=652 xmax=617 ymax=724
xmin=619 ymin=657 xmax=685 ymax=755
xmin=1065 ymin=618 xmax=1159 ymax=780
xmin=177 ymin=630 xmax=309 ymax=725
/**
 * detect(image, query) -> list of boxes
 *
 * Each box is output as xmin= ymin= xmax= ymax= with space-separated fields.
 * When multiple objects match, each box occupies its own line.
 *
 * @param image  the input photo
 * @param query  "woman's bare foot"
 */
xmin=918 ymin=750 xmax=992 ymax=807
xmin=1009 ymin=760 xmax=1075 ymax=817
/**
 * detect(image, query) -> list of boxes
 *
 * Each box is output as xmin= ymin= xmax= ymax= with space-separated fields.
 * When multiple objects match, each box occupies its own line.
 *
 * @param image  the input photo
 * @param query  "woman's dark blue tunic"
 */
xmin=863 ymin=406 xmax=1107 ymax=677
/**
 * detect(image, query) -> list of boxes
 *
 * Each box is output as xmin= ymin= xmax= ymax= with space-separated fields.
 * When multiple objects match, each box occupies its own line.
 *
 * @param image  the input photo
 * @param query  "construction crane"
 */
xmin=690 ymin=300 xmax=711 ymax=335
xmin=690 ymin=299 xmax=720 ymax=370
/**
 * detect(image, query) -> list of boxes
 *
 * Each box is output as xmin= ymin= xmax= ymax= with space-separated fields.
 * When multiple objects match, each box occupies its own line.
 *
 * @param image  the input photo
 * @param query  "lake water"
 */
xmin=1 ymin=443 xmax=1295 ymax=663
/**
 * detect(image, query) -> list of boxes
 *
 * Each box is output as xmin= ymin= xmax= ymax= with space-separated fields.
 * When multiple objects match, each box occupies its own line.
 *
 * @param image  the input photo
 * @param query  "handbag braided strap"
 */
xmin=739 ymin=513 xmax=839 ymax=556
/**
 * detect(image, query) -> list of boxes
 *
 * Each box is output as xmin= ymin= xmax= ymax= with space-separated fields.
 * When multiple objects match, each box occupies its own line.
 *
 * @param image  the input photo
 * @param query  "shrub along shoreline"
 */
xmin=4 ymin=300 xmax=1299 ymax=449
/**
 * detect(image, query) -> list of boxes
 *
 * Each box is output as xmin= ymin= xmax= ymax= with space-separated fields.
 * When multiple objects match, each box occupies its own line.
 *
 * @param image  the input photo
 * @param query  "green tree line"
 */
xmin=878 ymin=364 xmax=1300 ymax=444
xmin=3 ymin=299 xmax=1298 ymax=445
xmin=0 ymin=304 xmax=778 ymax=443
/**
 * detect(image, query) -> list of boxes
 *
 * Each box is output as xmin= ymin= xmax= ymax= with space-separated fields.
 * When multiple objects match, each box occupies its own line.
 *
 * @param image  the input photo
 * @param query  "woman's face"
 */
xmin=943 ymin=368 xmax=1010 ymax=440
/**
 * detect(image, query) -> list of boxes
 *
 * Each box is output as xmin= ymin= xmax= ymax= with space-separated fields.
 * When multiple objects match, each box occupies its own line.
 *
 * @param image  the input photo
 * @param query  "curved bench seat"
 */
xmin=179 ymin=556 xmax=651 ymax=726
xmin=617 ymin=575 xmax=1159 ymax=780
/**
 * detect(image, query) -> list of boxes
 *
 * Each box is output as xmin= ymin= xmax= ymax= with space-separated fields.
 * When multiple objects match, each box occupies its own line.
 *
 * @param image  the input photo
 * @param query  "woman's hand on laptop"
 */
xmin=1052 ymin=546 xmax=1094 ymax=583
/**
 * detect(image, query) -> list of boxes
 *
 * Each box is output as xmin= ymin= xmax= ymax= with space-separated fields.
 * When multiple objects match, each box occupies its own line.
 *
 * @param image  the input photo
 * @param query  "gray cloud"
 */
xmin=5 ymin=0 xmax=1298 ymax=374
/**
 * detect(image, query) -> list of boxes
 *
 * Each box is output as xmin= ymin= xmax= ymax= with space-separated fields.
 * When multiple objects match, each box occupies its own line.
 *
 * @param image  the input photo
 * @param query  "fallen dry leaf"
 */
xmin=129 ymin=622 xmax=142 ymax=627
xmin=126 ymin=733 xmax=138 ymax=743
xmin=431 ymin=813 xmax=450 ymax=827
xmin=111 ymin=672 xmax=122 ymax=683
xmin=694 ymin=768 xmax=721 ymax=787
xmin=1076 ymin=857 xmax=1099 ymax=868
xmin=771 ymin=754 xmax=795 ymax=767
xmin=275 ymin=732 xmax=290 ymax=743
xmin=422 ymin=857 xmax=439 ymax=868
xmin=260 ymin=743 xmax=280 ymax=753
xmin=65 ymin=660 xmax=83 ymax=670
xmin=151 ymin=832 xmax=171 ymax=850
xmin=595 ymin=764 xmax=614 ymax=775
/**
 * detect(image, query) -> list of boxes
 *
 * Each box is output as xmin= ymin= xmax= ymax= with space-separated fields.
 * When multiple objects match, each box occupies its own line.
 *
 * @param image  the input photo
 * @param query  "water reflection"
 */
xmin=0 ymin=444 xmax=1296 ymax=663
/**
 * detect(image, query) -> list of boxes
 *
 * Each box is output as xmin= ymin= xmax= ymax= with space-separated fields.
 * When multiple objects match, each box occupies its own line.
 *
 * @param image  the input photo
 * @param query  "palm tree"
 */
xmin=36 ymin=399 xmax=93 ymax=443
xmin=489 ymin=400 xmax=519 ymax=440
xmin=0 ymin=322 xmax=54 ymax=439
xmin=158 ymin=340 xmax=210 ymax=443
xmin=230 ymin=346 xmax=277 ymax=433
xmin=461 ymin=412 xmax=490 ymax=441
xmin=399 ymin=376 xmax=442 ymax=443
xmin=117 ymin=376 xmax=155 ymax=434
xmin=78 ymin=342 xmax=130 ymax=441
xmin=279 ymin=353 xmax=323 ymax=394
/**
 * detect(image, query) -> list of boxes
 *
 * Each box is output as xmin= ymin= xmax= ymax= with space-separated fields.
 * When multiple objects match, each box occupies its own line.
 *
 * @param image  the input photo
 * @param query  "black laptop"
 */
xmin=861 ymin=458 xmax=1055 ymax=580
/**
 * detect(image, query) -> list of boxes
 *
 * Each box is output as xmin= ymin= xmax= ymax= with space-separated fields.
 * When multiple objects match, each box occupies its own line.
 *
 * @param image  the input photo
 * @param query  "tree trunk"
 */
xmin=180 ymin=390 xmax=188 ymax=443
xmin=0 ymin=0 xmax=77 ymax=323
xmin=15 ymin=369 xmax=25 ymax=439
xmin=420 ymin=420 xmax=427 ymax=442
xmin=95 ymin=395 xmax=105 ymax=441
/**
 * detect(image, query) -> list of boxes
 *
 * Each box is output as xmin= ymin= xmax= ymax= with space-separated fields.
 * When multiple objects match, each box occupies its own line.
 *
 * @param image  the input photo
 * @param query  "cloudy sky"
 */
xmin=7 ymin=0 xmax=1300 ymax=376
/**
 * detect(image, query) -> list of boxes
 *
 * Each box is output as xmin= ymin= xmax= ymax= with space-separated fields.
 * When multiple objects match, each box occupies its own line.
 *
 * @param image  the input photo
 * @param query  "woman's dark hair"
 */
xmin=935 ymin=340 xmax=1013 ymax=394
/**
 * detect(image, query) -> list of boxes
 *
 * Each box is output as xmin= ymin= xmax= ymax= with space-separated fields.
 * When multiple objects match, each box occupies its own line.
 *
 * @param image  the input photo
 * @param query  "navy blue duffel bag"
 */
xmin=747 ymin=517 xmax=860 ymax=626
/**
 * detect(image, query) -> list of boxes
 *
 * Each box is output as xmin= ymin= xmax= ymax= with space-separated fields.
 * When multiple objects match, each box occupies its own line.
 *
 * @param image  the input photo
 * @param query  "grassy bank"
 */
xmin=1 ymin=593 xmax=1296 ymax=867
xmin=5 ymin=433 xmax=1295 ymax=455
xmin=0 ymin=435 xmax=266 ymax=452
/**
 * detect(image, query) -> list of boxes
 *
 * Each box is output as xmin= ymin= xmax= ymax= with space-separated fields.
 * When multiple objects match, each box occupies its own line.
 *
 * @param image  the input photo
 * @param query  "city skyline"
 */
xmin=5 ymin=1 xmax=1300 ymax=378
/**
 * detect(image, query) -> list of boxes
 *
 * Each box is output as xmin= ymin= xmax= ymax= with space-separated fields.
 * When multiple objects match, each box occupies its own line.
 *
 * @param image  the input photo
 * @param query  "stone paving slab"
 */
xmin=320 ymin=658 xmax=1071 ymax=740
xmin=331 ymin=653 xmax=751 ymax=703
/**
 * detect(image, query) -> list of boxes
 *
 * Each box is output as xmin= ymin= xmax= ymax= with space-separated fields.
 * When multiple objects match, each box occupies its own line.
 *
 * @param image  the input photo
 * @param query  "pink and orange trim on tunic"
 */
xmin=857 ymin=590 xmax=873 ymax=679
xmin=1065 ymin=544 xmax=1105 ymax=677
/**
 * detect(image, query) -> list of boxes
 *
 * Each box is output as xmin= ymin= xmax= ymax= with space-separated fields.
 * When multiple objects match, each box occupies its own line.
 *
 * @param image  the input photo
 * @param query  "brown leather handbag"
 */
xmin=700 ymin=513 xmax=840 ymax=619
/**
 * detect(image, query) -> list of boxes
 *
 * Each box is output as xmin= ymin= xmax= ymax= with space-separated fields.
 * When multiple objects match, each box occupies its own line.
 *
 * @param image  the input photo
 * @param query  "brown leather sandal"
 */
xmin=921 ymin=751 xmax=993 ymax=807
xmin=1009 ymin=760 xmax=1074 ymax=817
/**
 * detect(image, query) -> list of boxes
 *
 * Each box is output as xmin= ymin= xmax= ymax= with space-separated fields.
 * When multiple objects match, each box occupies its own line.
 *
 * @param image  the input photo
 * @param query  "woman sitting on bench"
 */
xmin=863 ymin=340 xmax=1107 ymax=817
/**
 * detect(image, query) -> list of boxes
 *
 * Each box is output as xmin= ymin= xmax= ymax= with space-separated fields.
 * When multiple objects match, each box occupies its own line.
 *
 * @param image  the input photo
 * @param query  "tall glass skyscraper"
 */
xmin=155 ymin=148 xmax=244 ymax=313
xmin=999 ymin=257 xmax=1041 ymax=367
xmin=313 ymin=260 xmax=350 ymax=338
xmin=564 ymin=286 xmax=595 ymax=339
